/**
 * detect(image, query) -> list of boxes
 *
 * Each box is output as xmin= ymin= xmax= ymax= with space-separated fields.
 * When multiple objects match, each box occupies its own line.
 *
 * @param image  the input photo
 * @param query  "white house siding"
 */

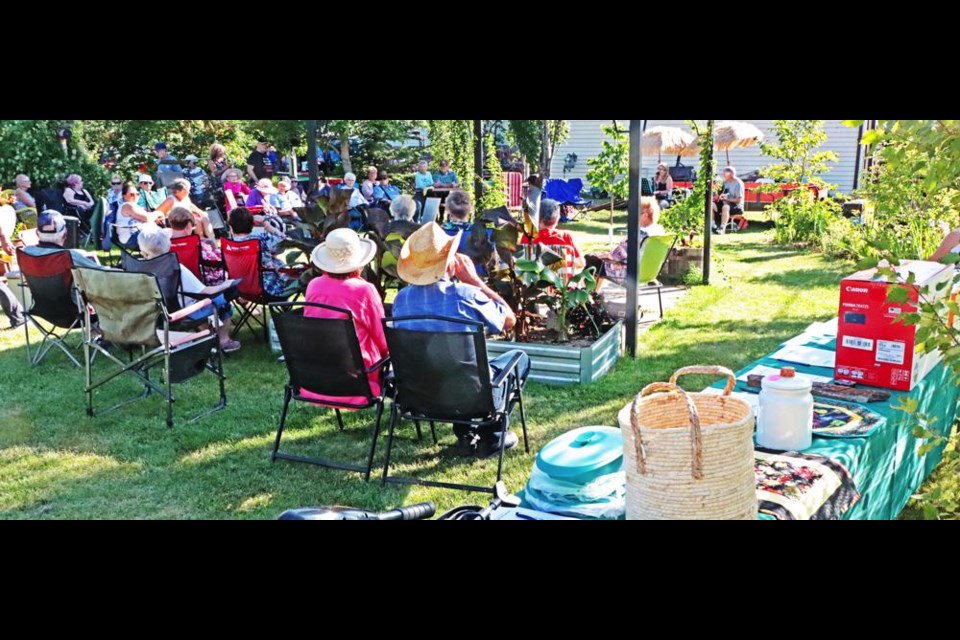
xmin=551 ymin=120 xmax=862 ymax=193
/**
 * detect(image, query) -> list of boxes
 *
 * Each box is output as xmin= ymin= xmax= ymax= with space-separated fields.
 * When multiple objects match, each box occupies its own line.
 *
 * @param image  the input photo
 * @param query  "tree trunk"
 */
xmin=540 ymin=121 xmax=551 ymax=181
xmin=339 ymin=134 xmax=352 ymax=174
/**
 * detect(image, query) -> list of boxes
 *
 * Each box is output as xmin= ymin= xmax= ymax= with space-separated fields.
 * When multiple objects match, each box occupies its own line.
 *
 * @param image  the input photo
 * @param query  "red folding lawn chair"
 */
xmin=220 ymin=237 xmax=294 ymax=341
xmin=15 ymin=248 xmax=85 ymax=366
xmin=169 ymin=234 xmax=224 ymax=284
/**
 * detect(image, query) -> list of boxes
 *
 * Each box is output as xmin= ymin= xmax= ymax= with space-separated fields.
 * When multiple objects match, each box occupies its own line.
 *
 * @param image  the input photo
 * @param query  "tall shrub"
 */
xmin=477 ymin=135 xmax=507 ymax=212
xmin=0 ymin=120 xmax=108 ymax=191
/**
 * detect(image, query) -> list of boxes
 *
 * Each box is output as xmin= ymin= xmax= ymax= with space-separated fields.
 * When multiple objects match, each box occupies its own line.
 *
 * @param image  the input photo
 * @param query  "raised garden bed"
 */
xmin=487 ymin=320 xmax=623 ymax=385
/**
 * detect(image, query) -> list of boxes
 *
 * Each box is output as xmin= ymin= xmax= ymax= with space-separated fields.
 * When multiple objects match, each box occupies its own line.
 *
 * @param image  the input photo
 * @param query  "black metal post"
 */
xmin=306 ymin=120 xmax=319 ymax=192
xmin=702 ymin=119 xmax=715 ymax=286
xmin=625 ymin=119 xmax=642 ymax=358
xmin=473 ymin=119 xmax=484 ymax=206
xmin=852 ymin=122 xmax=864 ymax=191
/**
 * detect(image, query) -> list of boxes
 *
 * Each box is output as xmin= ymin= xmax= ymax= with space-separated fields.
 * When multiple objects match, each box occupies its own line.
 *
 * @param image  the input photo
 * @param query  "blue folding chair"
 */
xmin=544 ymin=178 xmax=593 ymax=222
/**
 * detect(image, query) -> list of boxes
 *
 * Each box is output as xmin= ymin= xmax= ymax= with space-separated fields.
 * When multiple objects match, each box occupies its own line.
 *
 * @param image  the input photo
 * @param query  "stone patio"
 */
xmin=598 ymin=281 xmax=687 ymax=334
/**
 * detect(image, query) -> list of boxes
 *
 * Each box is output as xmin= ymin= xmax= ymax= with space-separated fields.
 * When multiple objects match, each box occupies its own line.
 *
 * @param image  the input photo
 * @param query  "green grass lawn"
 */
xmin=0 ymin=212 xmax=858 ymax=519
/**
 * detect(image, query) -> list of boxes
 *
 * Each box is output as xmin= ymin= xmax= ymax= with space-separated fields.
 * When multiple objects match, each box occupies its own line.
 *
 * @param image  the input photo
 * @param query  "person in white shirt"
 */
xmin=136 ymin=225 xmax=241 ymax=353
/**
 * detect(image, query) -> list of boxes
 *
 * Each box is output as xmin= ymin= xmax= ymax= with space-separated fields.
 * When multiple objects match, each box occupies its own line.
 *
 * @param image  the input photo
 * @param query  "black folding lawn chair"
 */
xmin=380 ymin=315 xmax=529 ymax=494
xmin=72 ymin=266 xmax=226 ymax=428
xmin=15 ymin=248 xmax=85 ymax=366
xmin=268 ymin=302 xmax=391 ymax=480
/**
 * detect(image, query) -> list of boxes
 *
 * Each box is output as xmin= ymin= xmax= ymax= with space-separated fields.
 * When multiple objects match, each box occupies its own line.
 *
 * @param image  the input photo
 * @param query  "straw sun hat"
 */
xmin=397 ymin=223 xmax=462 ymax=286
xmin=311 ymin=228 xmax=378 ymax=274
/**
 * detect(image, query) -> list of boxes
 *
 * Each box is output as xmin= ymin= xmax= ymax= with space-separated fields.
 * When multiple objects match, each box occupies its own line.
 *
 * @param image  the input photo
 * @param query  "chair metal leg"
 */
xmin=657 ymin=285 xmax=664 ymax=318
xmin=364 ymin=400 xmax=385 ymax=482
xmin=381 ymin=402 xmax=399 ymax=486
xmin=84 ymin=330 xmax=94 ymax=417
xmin=164 ymin=347 xmax=174 ymax=428
xmin=494 ymin=415 xmax=507 ymax=485
xmin=429 ymin=421 xmax=438 ymax=445
xmin=335 ymin=408 xmax=345 ymax=431
xmin=414 ymin=420 xmax=423 ymax=443
xmin=272 ymin=387 xmax=293 ymax=462
xmin=517 ymin=388 xmax=529 ymax=454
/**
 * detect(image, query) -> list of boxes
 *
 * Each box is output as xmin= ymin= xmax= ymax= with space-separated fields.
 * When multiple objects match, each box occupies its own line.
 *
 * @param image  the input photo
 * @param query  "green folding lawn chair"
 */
xmin=637 ymin=234 xmax=677 ymax=318
xmin=72 ymin=266 xmax=226 ymax=428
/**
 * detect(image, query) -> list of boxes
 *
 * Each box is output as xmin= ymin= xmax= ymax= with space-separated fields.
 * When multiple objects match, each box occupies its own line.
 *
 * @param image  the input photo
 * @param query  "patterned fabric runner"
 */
xmin=812 ymin=399 xmax=886 ymax=437
xmin=755 ymin=448 xmax=861 ymax=520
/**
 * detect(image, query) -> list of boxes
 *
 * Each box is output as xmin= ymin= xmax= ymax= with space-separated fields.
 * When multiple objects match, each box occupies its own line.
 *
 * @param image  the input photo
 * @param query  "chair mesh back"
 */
xmin=271 ymin=305 xmax=373 ymax=399
xmin=384 ymin=317 xmax=494 ymax=420
xmin=638 ymin=234 xmax=676 ymax=283
xmin=121 ymin=252 xmax=182 ymax=314
xmin=221 ymin=237 xmax=264 ymax=300
xmin=421 ymin=198 xmax=441 ymax=224
xmin=169 ymin=235 xmax=203 ymax=281
xmin=73 ymin=267 xmax=163 ymax=348
xmin=16 ymin=249 xmax=81 ymax=328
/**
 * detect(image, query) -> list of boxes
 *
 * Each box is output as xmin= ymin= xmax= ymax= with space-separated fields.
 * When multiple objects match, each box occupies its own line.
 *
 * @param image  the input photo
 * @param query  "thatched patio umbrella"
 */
xmin=713 ymin=121 xmax=764 ymax=165
xmin=642 ymin=126 xmax=695 ymax=162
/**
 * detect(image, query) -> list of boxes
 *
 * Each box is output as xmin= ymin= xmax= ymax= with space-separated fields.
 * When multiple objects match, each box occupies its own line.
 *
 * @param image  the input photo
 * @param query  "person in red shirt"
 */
xmin=520 ymin=198 xmax=585 ymax=270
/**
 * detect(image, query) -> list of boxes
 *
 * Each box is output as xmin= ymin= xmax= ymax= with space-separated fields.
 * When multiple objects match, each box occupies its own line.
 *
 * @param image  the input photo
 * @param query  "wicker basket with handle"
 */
xmin=618 ymin=365 xmax=757 ymax=520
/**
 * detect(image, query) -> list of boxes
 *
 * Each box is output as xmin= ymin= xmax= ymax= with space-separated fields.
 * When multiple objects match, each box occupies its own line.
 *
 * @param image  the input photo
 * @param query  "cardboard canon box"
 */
xmin=835 ymin=260 xmax=952 ymax=392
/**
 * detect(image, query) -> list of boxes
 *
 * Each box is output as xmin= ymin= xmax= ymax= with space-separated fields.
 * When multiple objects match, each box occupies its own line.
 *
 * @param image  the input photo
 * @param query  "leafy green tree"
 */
xmin=585 ymin=122 xmax=629 ymax=238
xmin=760 ymin=120 xmax=838 ymax=187
xmin=760 ymin=120 xmax=841 ymax=246
xmin=0 ymin=120 xmax=108 ymax=191
xmin=321 ymin=120 xmax=419 ymax=174
xmin=426 ymin=120 xmax=474 ymax=195
xmin=81 ymin=120 xmax=255 ymax=180
xmin=507 ymin=120 xmax=542 ymax=170
xmin=477 ymin=134 xmax=507 ymax=212
xmin=661 ymin=120 xmax=711 ymax=246
xmin=507 ymin=120 xmax=569 ymax=178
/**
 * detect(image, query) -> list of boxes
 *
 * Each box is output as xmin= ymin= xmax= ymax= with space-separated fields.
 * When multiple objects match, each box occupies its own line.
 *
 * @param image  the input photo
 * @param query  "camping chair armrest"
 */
xmin=169 ymin=298 xmax=213 ymax=323
xmin=364 ymin=355 xmax=391 ymax=375
xmin=491 ymin=351 xmax=525 ymax=388
xmin=168 ymin=329 xmax=212 ymax=347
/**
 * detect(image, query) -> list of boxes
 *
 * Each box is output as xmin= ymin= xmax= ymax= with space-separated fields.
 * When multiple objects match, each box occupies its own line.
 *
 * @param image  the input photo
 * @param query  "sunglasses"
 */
xmin=111 ymin=181 xmax=122 ymax=185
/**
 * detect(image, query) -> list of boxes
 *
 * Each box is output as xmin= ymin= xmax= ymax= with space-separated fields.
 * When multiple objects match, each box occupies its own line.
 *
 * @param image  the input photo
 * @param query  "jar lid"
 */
xmin=536 ymin=426 xmax=623 ymax=479
xmin=762 ymin=367 xmax=813 ymax=391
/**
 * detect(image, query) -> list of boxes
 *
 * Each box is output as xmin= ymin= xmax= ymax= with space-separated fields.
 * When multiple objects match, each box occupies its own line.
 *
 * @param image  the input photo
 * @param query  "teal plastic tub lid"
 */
xmin=536 ymin=426 xmax=623 ymax=479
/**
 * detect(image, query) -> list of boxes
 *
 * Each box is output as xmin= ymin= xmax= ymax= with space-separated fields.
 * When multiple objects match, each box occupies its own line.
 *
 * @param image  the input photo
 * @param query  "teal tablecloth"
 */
xmin=716 ymin=341 xmax=959 ymax=520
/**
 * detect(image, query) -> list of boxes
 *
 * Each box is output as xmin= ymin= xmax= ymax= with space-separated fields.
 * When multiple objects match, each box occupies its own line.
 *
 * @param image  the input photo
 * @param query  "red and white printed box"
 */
xmin=834 ymin=260 xmax=952 ymax=392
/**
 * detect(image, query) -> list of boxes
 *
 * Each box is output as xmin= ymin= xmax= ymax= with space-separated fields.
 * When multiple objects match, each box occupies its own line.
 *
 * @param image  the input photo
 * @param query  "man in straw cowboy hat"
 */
xmin=300 ymin=228 xmax=388 ymax=406
xmin=393 ymin=223 xmax=530 ymax=457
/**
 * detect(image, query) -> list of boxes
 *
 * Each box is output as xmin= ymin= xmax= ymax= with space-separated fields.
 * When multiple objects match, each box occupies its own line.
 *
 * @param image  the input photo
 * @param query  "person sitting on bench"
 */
xmin=712 ymin=166 xmax=744 ymax=234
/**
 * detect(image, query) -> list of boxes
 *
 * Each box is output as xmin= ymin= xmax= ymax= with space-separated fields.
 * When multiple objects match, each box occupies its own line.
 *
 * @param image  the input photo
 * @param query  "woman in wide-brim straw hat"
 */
xmin=300 ymin=228 xmax=388 ymax=406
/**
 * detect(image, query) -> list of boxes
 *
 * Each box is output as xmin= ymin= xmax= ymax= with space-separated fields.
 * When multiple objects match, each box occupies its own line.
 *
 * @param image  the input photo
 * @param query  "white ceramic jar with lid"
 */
xmin=756 ymin=366 xmax=813 ymax=451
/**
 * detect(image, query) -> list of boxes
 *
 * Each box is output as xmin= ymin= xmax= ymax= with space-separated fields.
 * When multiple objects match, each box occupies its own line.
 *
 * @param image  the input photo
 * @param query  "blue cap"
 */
xmin=155 ymin=142 xmax=167 ymax=151
xmin=37 ymin=210 xmax=65 ymax=233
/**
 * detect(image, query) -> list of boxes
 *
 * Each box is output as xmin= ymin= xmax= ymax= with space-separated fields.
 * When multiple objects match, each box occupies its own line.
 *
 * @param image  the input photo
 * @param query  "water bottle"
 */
xmin=756 ymin=367 xmax=813 ymax=451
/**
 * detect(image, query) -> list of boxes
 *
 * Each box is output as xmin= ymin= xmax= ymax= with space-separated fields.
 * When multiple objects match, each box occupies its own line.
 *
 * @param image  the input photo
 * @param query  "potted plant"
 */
xmin=481 ymin=208 xmax=623 ymax=385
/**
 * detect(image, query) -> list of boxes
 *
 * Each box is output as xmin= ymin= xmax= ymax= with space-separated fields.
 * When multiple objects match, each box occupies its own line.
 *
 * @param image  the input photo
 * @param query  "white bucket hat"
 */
xmin=311 ymin=228 xmax=378 ymax=274
xmin=256 ymin=178 xmax=278 ymax=194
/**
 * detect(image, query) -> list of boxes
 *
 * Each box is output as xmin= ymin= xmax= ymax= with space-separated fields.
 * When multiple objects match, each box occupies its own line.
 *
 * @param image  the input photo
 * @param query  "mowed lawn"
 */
xmin=0 ymin=213 xmax=855 ymax=519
